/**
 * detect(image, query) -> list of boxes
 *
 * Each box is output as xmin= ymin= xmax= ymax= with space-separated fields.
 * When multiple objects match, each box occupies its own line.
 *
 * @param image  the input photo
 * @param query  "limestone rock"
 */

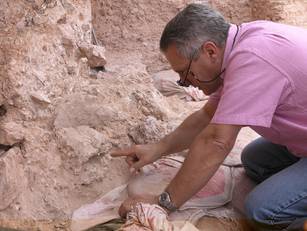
xmin=32 ymin=14 xmax=48 ymax=25
xmin=128 ymin=116 xmax=172 ymax=144
xmin=61 ymin=37 xmax=75 ymax=57
xmin=56 ymin=126 xmax=105 ymax=164
xmin=30 ymin=92 xmax=51 ymax=106
xmin=54 ymin=94 xmax=122 ymax=129
xmin=130 ymin=89 xmax=170 ymax=121
xmin=78 ymin=42 xmax=106 ymax=68
xmin=0 ymin=122 xmax=24 ymax=146
xmin=0 ymin=147 xmax=25 ymax=211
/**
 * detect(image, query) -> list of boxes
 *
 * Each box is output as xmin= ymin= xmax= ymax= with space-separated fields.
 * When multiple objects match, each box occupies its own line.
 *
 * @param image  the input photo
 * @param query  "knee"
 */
xmin=244 ymin=193 xmax=261 ymax=221
xmin=244 ymin=192 xmax=295 ymax=230
xmin=241 ymin=138 xmax=265 ymax=165
xmin=241 ymin=143 xmax=254 ymax=167
xmin=241 ymin=140 xmax=267 ymax=183
xmin=244 ymin=191 xmax=271 ymax=225
xmin=241 ymin=142 xmax=259 ymax=174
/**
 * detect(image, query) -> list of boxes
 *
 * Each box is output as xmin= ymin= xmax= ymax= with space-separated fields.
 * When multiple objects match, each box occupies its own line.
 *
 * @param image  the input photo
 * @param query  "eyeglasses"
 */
xmin=176 ymin=57 xmax=193 ymax=87
xmin=176 ymin=48 xmax=198 ymax=87
xmin=176 ymin=50 xmax=225 ymax=87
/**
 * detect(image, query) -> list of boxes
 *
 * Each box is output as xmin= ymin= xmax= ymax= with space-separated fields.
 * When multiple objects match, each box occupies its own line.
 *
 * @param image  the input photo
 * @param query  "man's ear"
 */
xmin=201 ymin=41 xmax=219 ymax=62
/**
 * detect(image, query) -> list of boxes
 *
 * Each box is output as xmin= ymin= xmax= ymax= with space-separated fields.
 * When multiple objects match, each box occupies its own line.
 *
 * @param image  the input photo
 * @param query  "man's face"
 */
xmin=164 ymin=43 xmax=224 ymax=95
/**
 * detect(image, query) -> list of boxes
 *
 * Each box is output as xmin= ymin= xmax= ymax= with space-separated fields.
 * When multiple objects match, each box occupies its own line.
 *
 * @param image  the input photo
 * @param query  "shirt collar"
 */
xmin=221 ymin=24 xmax=239 ymax=73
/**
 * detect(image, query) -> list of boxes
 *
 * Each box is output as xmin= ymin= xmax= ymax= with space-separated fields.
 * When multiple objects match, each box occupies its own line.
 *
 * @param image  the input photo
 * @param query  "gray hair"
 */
xmin=160 ymin=3 xmax=230 ymax=59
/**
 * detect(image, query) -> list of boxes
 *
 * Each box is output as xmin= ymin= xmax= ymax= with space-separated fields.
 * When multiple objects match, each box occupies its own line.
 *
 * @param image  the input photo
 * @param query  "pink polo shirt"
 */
xmin=209 ymin=21 xmax=307 ymax=157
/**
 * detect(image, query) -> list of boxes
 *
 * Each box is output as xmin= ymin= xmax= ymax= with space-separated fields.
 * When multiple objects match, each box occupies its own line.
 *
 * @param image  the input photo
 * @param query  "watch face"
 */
xmin=161 ymin=192 xmax=168 ymax=201
xmin=159 ymin=192 xmax=177 ymax=212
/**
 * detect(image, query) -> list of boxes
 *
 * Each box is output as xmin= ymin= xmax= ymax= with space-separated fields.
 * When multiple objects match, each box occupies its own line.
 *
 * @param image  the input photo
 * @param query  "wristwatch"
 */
xmin=158 ymin=191 xmax=177 ymax=212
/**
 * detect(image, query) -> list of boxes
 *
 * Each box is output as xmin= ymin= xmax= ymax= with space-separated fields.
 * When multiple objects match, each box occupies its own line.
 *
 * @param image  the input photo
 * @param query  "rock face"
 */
xmin=0 ymin=0 xmax=307 ymax=230
xmin=251 ymin=0 xmax=307 ymax=27
xmin=0 ymin=0 xmax=123 ymax=230
xmin=91 ymin=0 xmax=188 ymax=73
xmin=77 ymin=42 xmax=106 ymax=67
xmin=0 ymin=1 xmax=191 ymax=230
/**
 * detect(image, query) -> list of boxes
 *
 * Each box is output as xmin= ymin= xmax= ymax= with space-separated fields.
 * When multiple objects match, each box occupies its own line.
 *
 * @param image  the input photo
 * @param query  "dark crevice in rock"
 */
xmin=0 ymin=141 xmax=24 ymax=158
xmin=0 ymin=144 xmax=11 ymax=152
xmin=0 ymin=144 xmax=12 ymax=158
xmin=127 ymin=133 xmax=137 ymax=144
xmin=0 ymin=104 xmax=7 ymax=117
xmin=90 ymin=66 xmax=106 ymax=72
xmin=89 ymin=66 xmax=106 ymax=78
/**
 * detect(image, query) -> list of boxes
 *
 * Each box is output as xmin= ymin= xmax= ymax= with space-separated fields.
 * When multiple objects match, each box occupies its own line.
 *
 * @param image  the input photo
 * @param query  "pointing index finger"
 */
xmin=111 ymin=147 xmax=135 ymax=158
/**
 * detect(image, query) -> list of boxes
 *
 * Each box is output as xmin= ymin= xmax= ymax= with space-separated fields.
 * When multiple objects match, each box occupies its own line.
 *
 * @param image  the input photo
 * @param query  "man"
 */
xmin=112 ymin=3 xmax=307 ymax=230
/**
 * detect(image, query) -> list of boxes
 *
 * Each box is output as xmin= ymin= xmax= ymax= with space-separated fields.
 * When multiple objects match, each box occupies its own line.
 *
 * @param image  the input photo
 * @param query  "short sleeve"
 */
xmin=207 ymin=86 xmax=222 ymax=106
xmin=211 ymin=50 xmax=288 ymax=127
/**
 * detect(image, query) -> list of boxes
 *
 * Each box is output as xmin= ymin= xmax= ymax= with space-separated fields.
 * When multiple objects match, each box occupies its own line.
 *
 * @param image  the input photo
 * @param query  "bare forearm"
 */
xmin=165 ymin=124 xmax=240 ymax=208
xmin=165 ymin=136 xmax=228 ymax=207
xmin=157 ymin=106 xmax=211 ymax=155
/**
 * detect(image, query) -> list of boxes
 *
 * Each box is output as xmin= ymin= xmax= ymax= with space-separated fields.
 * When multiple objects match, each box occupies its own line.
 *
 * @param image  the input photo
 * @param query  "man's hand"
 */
xmin=111 ymin=144 xmax=164 ymax=173
xmin=118 ymin=195 xmax=159 ymax=218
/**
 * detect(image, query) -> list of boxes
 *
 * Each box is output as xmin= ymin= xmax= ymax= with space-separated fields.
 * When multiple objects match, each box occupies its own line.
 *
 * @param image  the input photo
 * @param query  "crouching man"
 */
xmin=112 ymin=3 xmax=307 ymax=230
